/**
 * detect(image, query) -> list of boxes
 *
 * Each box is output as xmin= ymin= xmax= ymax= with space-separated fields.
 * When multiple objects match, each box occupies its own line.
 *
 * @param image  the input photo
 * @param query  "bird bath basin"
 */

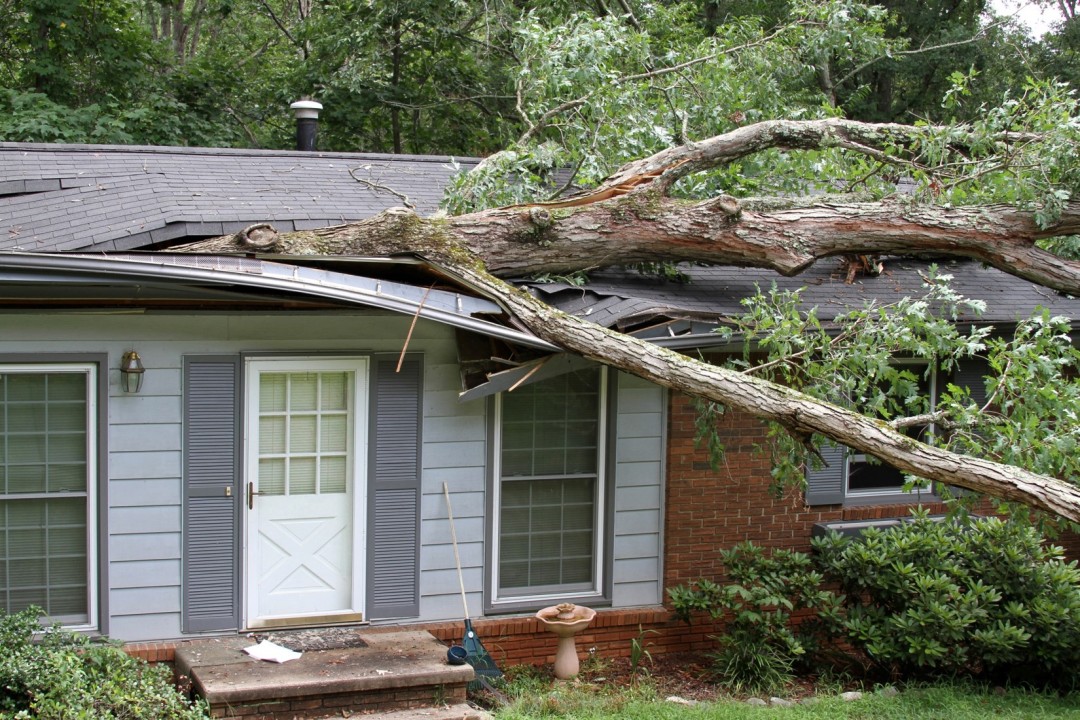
xmin=535 ymin=603 xmax=596 ymax=679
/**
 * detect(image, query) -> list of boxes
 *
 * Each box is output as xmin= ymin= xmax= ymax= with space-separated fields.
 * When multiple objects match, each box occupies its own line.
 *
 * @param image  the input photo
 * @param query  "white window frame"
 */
xmin=0 ymin=363 xmax=98 ymax=630
xmin=490 ymin=367 xmax=608 ymax=606
xmin=845 ymin=360 xmax=937 ymax=501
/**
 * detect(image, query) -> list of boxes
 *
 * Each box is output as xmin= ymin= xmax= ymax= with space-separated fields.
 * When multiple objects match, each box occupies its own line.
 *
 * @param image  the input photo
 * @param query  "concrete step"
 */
xmin=175 ymin=630 xmax=474 ymax=720
xmin=310 ymin=702 xmax=492 ymax=720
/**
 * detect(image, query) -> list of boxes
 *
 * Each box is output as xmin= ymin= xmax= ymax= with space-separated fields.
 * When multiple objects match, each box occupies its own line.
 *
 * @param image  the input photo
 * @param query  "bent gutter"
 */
xmin=0 ymin=252 xmax=558 ymax=351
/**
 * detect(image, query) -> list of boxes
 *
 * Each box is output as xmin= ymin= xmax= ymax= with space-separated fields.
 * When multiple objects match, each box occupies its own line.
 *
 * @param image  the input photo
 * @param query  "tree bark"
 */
xmin=442 ymin=260 xmax=1080 ymax=524
xmin=181 ymin=196 xmax=1080 ymax=295
xmin=175 ymin=206 xmax=1080 ymax=523
xmin=172 ymin=118 xmax=1080 ymax=522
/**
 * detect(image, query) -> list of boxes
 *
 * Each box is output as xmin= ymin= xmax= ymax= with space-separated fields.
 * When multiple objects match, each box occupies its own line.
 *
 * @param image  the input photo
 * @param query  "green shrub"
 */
xmin=0 ymin=607 xmax=209 ymax=719
xmin=668 ymin=542 xmax=842 ymax=693
xmin=813 ymin=511 xmax=1080 ymax=684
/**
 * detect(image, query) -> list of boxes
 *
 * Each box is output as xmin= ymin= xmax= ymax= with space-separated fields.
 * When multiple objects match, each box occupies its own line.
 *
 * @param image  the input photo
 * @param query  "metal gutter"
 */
xmin=0 ymin=252 xmax=558 ymax=351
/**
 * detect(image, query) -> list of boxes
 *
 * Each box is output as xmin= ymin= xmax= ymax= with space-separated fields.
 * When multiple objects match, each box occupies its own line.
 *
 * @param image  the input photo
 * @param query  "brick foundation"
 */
xmin=415 ymin=606 xmax=724 ymax=666
xmin=125 ymin=607 xmax=725 ymax=673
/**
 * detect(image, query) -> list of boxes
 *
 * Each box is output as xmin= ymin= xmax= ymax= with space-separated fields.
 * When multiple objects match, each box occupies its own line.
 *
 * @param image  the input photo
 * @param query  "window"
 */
xmin=846 ymin=363 xmax=936 ymax=498
xmin=256 ymin=371 xmax=352 ymax=497
xmin=491 ymin=367 xmax=606 ymax=604
xmin=0 ymin=365 xmax=97 ymax=627
xmin=806 ymin=362 xmax=939 ymax=506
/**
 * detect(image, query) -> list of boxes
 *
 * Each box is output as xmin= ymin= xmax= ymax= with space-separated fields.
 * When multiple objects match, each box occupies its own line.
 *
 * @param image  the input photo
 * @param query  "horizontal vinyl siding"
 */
xmin=416 ymin=361 xmax=487 ymax=623
xmin=612 ymin=374 xmax=665 ymax=607
xmin=0 ymin=314 xmax=669 ymax=638
xmin=0 ymin=313 xmax=479 ymax=641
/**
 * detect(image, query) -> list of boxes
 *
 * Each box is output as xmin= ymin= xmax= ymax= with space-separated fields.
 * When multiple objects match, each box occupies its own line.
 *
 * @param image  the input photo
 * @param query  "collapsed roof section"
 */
xmin=524 ymin=256 xmax=1080 ymax=347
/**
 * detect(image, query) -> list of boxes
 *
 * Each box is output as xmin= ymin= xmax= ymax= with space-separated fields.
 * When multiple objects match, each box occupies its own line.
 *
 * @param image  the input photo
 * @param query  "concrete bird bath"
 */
xmin=535 ymin=603 xmax=596 ymax=679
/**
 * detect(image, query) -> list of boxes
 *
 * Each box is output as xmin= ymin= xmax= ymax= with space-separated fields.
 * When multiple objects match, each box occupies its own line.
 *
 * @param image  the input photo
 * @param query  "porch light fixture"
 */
xmin=120 ymin=350 xmax=145 ymax=394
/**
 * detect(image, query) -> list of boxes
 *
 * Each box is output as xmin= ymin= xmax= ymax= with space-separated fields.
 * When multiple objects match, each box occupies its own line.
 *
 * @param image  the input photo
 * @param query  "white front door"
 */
xmin=244 ymin=358 xmax=368 ymax=628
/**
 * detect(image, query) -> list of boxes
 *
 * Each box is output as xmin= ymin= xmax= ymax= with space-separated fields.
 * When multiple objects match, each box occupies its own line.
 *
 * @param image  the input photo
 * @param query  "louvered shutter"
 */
xmin=805 ymin=441 xmax=847 ymax=506
xmin=367 ymin=355 xmax=422 ymax=619
xmin=182 ymin=356 xmax=240 ymax=633
xmin=955 ymin=356 xmax=990 ymax=407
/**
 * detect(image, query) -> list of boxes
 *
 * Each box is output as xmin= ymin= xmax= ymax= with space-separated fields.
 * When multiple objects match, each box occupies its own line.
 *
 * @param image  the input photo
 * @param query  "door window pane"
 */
xmin=258 ymin=371 xmax=352 ymax=497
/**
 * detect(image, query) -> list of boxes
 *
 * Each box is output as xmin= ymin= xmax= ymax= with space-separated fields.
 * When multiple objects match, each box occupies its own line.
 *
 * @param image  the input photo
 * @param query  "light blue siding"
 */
xmin=0 ymin=312 xmax=668 ymax=639
xmin=612 ymin=373 xmax=665 ymax=607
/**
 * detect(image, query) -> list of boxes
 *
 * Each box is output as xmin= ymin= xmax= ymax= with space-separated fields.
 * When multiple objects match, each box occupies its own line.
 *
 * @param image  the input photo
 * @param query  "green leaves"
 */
xmin=0 ymin=607 xmax=209 ymax=719
xmin=666 ymin=542 xmax=842 ymax=693
xmin=813 ymin=514 xmax=1080 ymax=681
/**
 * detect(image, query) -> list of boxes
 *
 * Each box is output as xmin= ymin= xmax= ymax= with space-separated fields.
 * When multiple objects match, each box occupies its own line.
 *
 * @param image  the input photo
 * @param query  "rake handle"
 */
xmin=443 ymin=482 xmax=470 ymax=619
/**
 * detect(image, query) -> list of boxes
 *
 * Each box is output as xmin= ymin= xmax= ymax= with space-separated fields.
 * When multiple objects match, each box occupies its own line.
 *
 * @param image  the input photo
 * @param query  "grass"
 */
xmin=490 ymin=671 xmax=1080 ymax=719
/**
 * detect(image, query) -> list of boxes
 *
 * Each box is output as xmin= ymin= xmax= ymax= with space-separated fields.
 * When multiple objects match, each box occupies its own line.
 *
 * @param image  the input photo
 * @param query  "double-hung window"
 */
xmin=492 ymin=367 xmax=606 ymax=604
xmin=0 ymin=365 xmax=97 ymax=627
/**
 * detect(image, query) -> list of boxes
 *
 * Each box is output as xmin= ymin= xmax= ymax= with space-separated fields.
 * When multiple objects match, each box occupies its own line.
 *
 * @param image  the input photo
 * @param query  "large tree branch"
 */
xmin=178 ymin=195 xmax=1080 ymax=295
xmin=174 ymin=208 xmax=1080 ymax=521
xmin=439 ymin=262 xmax=1080 ymax=523
xmin=174 ymin=212 xmax=1080 ymax=522
xmin=170 ymin=117 xmax=1080 ymax=521
xmin=591 ymin=117 xmax=1038 ymax=195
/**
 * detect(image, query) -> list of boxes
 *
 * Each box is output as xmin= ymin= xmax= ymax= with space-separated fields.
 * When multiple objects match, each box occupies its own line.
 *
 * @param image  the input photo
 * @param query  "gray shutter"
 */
xmin=182 ymin=356 xmax=240 ymax=633
xmin=805 ymin=441 xmax=846 ymax=506
xmin=367 ymin=355 xmax=423 ymax=619
xmin=955 ymin=356 xmax=990 ymax=407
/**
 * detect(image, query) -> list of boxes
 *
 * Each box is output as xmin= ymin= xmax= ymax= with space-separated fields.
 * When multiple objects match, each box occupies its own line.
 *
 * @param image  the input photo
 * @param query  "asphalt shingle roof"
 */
xmin=4 ymin=143 xmax=1077 ymax=336
xmin=0 ymin=143 xmax=476 ymax=252
xmin=527 ymin=256 xmax=1080 ymax=329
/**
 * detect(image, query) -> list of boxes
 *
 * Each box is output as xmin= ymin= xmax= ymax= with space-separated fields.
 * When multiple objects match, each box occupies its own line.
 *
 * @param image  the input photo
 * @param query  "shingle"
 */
xmin=528 ymin=257 xmax=1080 ymax=329
xmin=0 ymin=143 xmax=478 ymax=252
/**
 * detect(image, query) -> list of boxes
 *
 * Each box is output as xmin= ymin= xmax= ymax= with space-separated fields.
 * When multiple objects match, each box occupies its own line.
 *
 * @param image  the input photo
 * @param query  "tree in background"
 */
xmin=0 ymin=0 xmax=1073 ymax=150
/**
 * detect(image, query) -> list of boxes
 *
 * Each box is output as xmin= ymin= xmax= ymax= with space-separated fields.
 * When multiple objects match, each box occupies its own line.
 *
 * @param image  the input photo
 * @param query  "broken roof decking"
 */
xmin=527 ymin=257 xmax=1080 ymax=345
xmin=0 ymin=143 xmax=476 ymax=253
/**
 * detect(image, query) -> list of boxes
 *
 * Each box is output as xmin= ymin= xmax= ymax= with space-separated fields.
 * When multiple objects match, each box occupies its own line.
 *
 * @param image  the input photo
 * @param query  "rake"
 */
xmin=442 ymin=482 xmax=503 ymax=686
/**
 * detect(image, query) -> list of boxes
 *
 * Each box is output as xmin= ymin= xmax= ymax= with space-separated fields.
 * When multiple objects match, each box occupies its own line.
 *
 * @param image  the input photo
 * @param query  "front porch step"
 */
xmin=314 ymin=703 xmax=491 ymax=720
xmin=174 ymin=630 xmax=476 ymax=720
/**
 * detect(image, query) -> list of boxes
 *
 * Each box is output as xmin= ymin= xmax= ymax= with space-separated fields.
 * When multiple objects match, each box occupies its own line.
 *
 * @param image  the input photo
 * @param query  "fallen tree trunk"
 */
xmin=176 ymin=207 xmax=1080 ymax=523
xmin=173 ymin=117 xmax=1080 ymax=521
xmin=439 ymin=259 xmax=1080 ymax=524
xmin=183 ymin=195 xmax=1080 ymax=295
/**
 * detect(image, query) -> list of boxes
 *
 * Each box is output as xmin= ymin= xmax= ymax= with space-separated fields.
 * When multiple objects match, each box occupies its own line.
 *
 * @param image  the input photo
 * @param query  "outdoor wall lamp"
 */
xmin=120 ymin=350 xmax=145 ymax=394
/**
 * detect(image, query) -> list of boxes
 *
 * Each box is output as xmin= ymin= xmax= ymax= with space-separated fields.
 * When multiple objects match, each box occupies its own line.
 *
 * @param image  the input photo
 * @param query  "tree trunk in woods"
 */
xmin=173 ymin=117 xmax=1080 ymax=522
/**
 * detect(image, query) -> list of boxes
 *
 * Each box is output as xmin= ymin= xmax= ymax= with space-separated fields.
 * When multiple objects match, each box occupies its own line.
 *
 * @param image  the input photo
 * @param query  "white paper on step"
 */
xmin=243 ymin=639 xmax=302 ymax=663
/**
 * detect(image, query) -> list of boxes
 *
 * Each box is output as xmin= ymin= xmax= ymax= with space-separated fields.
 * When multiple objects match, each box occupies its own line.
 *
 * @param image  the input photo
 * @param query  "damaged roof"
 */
xmin=524 ymin=256 xmax=1080 ymax=345
xmin=3 ymin=142 xmax=1078 ymax=351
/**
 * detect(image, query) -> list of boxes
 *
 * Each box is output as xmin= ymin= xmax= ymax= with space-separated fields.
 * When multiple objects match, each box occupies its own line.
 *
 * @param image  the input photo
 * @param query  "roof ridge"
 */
xmin=0 ymin=142 xmax=481 ymax=165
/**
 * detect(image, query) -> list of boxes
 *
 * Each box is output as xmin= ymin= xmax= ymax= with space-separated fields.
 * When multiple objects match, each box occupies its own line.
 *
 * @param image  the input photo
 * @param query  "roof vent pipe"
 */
xmin=290 ymin=100 xmax=323 ymax=152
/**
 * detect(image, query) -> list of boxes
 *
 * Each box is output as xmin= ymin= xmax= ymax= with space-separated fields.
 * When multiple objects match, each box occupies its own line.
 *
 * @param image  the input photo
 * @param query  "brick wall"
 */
xmin=417 ymin=607 xmax=723 ymax=666
xmin=665 ymin=390 xmax=959 ymax=590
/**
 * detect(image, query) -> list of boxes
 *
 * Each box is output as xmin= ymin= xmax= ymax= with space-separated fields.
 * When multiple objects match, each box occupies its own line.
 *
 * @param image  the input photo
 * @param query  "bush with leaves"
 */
xmin=0 ymin=607 xmax=209 ymax=719
xmin=813 ymin=511 xmax=1080 ymax=684
xmin=668 ymin=542 xmax=842 ymax=693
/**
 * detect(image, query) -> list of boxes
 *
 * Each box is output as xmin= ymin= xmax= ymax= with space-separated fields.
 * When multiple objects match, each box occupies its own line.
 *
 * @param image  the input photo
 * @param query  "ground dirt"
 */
xmin=478 ymin=650 xmax=828 ymax=708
